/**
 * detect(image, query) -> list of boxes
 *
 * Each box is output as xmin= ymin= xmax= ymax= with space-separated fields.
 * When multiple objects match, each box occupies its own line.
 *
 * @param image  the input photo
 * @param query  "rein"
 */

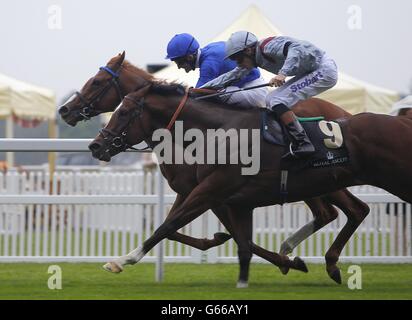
xmin=166 ymin=87 xmax=191 ymax=131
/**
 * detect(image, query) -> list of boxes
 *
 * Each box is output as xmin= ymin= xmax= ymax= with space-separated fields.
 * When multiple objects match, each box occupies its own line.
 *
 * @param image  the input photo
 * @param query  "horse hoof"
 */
xmin=279 ymin=266 xmax=290 ymax=275
xmin=328 ymin=268 xmax=342 ymax=284
xmin=103 ymin=261 xmax=123 ymax=273
xmin=293 ymin=257 xmax=308 ymax=273
xmin=236 ymin=281 xmax=249 ymax=289
xmin=214 ymin=232 xmax=232 ymax=243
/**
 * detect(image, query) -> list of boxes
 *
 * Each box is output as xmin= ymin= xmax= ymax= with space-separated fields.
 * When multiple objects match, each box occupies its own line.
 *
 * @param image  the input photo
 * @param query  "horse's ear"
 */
xmin=132 ymin=84 xmax=152 ymax=98
xmin=138 ymin=84 xmax=152 ymax=95
xmin=114 ymin=51 xmax=126 ymax=68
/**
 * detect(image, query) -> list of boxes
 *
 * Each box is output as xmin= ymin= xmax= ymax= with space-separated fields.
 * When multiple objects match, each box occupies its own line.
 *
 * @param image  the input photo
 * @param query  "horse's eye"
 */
xmin=92 ymin=79 xmax=101 ymax=86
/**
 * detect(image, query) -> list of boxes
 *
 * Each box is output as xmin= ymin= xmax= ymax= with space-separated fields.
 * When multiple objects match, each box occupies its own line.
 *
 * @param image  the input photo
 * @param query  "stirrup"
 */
xmin=282 ymin=143 xmax=297 ymax=159
xmin=289 ymin=143 xmax=296 ymax=157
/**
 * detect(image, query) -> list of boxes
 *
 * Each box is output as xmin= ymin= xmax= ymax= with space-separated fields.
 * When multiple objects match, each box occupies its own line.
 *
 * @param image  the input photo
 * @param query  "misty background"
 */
xmin=1 ymin=0 xmax=411 ymax=100
xmin=0 ymin=0 xmax=411 ymax=164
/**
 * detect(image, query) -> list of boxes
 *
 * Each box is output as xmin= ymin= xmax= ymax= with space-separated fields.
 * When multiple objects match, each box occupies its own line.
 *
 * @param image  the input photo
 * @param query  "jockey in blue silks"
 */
xmin=166 ymin=33 xmax=267 ymax=108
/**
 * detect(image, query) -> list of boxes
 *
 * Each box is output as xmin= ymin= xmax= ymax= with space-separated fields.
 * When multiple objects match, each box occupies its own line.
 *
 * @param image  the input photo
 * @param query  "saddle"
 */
xmin=261 ymin=109 xmax=350 ymax=171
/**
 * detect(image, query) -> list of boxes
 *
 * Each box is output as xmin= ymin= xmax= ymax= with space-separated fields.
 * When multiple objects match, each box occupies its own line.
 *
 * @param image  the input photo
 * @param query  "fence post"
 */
xmin=155 ymin=166 xmax=164 ymax=282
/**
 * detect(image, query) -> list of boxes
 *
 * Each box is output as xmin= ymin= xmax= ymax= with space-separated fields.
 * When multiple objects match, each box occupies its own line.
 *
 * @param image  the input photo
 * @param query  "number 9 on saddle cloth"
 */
xmin=261 ymin=110 xmax=350 ymax=172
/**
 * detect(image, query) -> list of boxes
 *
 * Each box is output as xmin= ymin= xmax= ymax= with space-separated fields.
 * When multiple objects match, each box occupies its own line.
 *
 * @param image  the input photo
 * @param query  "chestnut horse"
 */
xmin=89 ymin=83 xmax=412 ymax=287
xmin=59 ymin=52 xmax=369 ymax=285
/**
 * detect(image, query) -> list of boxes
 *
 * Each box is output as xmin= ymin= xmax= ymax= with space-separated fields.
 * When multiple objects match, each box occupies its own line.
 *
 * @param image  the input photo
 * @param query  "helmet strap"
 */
xmin=244 ymin=46 xmax=256 ymax=58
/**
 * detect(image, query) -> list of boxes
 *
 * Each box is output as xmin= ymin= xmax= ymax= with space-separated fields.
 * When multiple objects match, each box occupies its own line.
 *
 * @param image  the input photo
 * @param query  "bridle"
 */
xmin=75 ymin=66 xmax=124 ymax=120
xmin=98 ymin=94 xmax=152 ymax=155
xmin=98 ymin=85 xmax=191 ymax=155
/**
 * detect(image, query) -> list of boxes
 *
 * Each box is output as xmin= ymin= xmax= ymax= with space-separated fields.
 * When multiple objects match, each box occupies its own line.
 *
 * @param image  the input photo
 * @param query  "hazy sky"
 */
xmin=0 ymin=0 xmax=411 ymax=102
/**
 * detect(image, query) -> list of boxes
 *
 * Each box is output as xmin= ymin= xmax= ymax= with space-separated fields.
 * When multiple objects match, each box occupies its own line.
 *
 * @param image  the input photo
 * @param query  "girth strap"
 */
xmin=280 ymin=170 xmax=289 ymax=204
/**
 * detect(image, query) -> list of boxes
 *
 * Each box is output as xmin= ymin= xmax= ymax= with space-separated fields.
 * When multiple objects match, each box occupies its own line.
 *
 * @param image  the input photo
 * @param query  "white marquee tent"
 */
xmin=0 ymin=72 xmax=56 ymax=165
xmin=0 ymin=73 xmax=55 ymax=120
xmin=155 ymin=5 xmax=399 ymax=115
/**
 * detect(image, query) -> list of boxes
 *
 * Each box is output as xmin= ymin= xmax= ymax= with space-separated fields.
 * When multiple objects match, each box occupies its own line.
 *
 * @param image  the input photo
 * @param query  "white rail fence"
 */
xmin=0 ymin=139 xmax=411 ymax=264
xmin=0 ymin=170 xmax=411 ymax=263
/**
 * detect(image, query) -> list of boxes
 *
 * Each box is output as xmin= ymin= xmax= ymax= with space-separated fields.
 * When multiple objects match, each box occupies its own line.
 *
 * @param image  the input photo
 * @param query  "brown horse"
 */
xmin=89 ymin=82 xmax=411 ymax=287
xmin=90 ymin=84 xmax=412 ymax=286
xmin=59 ymin=52 xmax=369 ymax=285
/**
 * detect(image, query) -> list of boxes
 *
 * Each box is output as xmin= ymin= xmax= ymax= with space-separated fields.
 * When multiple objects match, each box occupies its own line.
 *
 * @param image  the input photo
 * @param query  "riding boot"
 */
xmin=280 ymin=111 xmax=315 ymax=159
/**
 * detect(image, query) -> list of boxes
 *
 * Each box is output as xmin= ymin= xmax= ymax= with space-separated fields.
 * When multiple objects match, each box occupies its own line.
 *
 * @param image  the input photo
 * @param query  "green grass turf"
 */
xmin=0 ymin=263 xmax=411 ymax=300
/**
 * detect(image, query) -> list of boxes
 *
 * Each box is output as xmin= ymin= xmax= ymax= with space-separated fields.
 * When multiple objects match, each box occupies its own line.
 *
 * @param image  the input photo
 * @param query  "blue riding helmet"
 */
xmin=165 ymin=33 xmax=200 ymax=60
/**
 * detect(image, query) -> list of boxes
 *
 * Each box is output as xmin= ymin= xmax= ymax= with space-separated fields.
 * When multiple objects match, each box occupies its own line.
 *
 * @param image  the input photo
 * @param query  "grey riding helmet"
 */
xmin=224 ymin=31 xmax=258 ymax=59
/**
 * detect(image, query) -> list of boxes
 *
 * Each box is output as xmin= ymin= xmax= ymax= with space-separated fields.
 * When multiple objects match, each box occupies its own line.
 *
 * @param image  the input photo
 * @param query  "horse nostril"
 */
xmin=59 ymin=106 xmax=70 ymax=116
xmin=89 ymin=142 xmax=102 ymax=153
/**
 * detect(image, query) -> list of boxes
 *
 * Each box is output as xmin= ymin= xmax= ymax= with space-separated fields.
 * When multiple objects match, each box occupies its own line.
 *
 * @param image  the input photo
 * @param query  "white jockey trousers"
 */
xmin=265 ymin=55 xmax=338 ymax=109
xmin=224 ymin=76 xmax=268 ymax=108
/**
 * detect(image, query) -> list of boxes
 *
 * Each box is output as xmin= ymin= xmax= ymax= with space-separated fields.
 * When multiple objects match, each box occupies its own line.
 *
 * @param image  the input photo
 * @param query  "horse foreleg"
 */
xmin=167 ymin=231 xmax=232 ymax=251
xmin=250 ymin=242 xmax=308 ymax=275
xmin=166 ymin=194 xmax=232 ymax=250
xmin=103 ymin=168 xmax=245 ymax=275
xmin=324 ymin=189 xmax=370 ymax=284
xmin=221 ymin=206 xmax=253 ymax=288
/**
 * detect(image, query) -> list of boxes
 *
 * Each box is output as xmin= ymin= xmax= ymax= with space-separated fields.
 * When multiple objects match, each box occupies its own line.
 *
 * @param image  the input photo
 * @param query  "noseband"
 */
xmin=76 ymin=66 xmax=124 ymax=120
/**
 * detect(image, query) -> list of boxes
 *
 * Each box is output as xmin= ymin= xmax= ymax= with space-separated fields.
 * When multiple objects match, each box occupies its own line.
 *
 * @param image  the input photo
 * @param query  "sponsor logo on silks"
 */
xmin=291 ymin=72 xmax=324 ymax=93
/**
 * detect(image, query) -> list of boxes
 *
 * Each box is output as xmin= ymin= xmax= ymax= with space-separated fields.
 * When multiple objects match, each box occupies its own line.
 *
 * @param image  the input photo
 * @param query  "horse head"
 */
xmin=59 ymin=52 xmax=153 ymax=126
xmin=88 ymin=85 xmax=153 ymax=161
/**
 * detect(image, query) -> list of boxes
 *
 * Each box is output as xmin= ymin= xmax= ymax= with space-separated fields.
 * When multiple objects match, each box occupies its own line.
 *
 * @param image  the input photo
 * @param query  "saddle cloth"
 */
xmin=261 ymin=110 xmax=349 ymax=171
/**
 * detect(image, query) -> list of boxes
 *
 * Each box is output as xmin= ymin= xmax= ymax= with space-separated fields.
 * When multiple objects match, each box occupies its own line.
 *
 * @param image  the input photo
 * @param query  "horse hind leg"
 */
xmin=215 ymin=205 xmax=308 ymax=288
xmin=280 ymin=198 xmax=339 ymax=255
xmin=278 ymin=197 xmax=339 ymax=275
xmin=324 ymin=190 xmax=370 ymax=284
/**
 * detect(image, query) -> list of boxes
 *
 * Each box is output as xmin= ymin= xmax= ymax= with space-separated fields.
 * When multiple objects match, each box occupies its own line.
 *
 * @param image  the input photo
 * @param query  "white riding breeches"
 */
xmin=223 ymin=76 xmax=268 ymax=108
xmin=265 ymin=55 xmax=338 ymax=109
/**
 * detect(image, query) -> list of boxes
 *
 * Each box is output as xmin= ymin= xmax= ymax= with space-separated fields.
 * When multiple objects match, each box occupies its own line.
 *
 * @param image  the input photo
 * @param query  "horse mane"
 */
xmin=151 ymin=82 xmax=187 ymax=96
xmin=122 ymin=60 xmax=188 ymax=93
xmin=122 ymin=60 xmax=155 ymax=81
xmin=122 ymin=60 xmax=259 ymax=112
xmin=150 ymin=80 xmax=259 ymax=112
